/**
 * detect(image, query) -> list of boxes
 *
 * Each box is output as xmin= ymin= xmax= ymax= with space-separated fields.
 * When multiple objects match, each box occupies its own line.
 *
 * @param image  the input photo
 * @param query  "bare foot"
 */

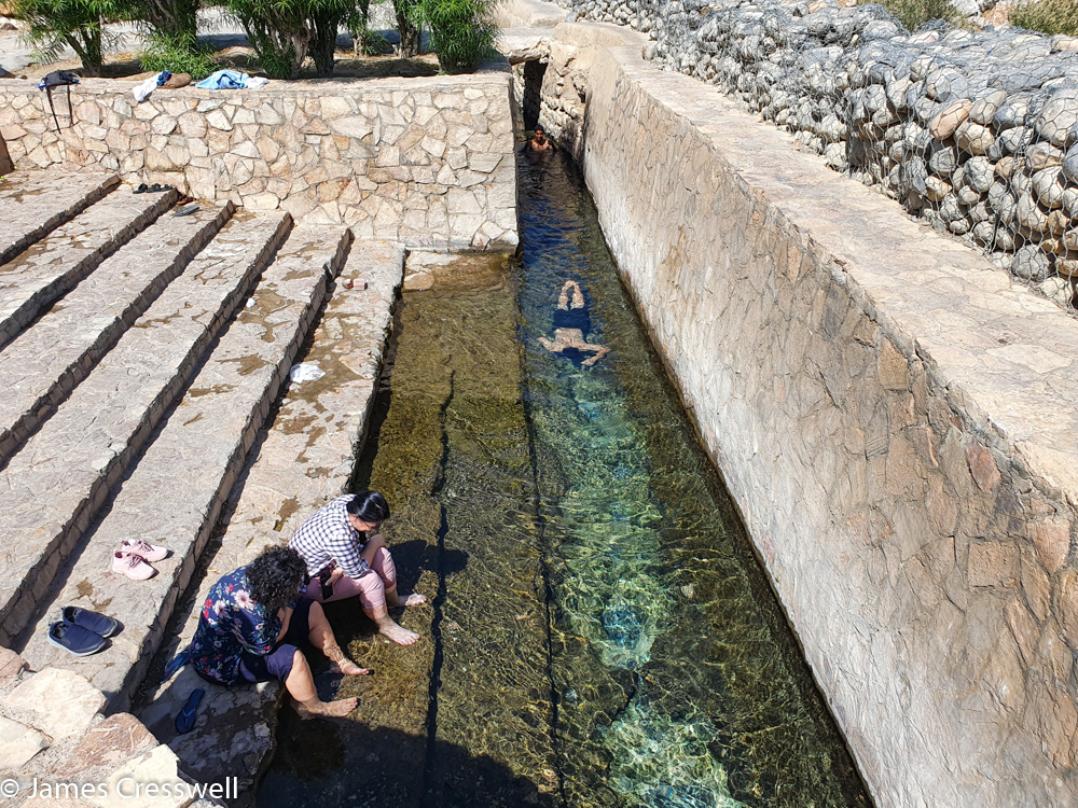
xmin=401 ymin=592 xmax=427 ymax=607
xmin=379 ymin=620 xmax=419 ymax=646
xmin=294 ymin=696 xmax=358 ymax=720
xmin=329 ymin=658 xmax=370 ymax=676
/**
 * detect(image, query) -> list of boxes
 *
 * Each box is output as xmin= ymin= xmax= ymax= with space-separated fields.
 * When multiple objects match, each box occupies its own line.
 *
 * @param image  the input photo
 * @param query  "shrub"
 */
xmin=352 ymin=24 xmax=391 ymax=55
xmin=417 ymin=0 xmax=494 ymax=72
xmin=13 ymin=0 xmax=120 ymax=75
xmin=858 ymin=0 xmax=963 ymax=31
xmin=225 ymin=0 xmax=355 ymax=78
xmin=139 ymin=30 xmax=217 ymax=77
xmin=1010 ymin=0 xmax=1078 ymax=36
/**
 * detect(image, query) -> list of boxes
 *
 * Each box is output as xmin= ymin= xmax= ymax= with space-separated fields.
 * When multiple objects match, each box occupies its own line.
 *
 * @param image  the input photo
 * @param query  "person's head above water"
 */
xmin=346 ymin=490 xmax=390 ymax=532
xmin=247 ymin=545 xmax=307 ymax=612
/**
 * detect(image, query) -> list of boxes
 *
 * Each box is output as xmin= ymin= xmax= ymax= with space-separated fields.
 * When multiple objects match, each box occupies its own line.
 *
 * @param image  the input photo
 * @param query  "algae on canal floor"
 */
xmin=258 ymin=152 xmax=869 ymax=808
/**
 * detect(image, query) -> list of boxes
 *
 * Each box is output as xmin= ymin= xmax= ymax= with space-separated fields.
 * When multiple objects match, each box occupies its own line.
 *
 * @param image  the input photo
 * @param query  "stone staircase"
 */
xmin=0 ymin=169 xmax=404 ymax=741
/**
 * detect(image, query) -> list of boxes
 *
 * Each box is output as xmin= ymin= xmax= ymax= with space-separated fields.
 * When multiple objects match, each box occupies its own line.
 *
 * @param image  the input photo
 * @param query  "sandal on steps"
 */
xmin=175 ymin=687 xmax=205 ymax=735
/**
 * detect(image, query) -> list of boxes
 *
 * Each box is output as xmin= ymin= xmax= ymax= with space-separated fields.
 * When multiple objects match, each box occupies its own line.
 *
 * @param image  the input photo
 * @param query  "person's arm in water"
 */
xmin=581 ymin=343 xmax=610 ymax=367
xmin=538 ymin=335 xmax=558 ymax=353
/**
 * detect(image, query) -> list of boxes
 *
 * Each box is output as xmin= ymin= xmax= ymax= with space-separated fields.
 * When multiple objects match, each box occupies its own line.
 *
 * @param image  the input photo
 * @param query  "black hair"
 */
xmin=248 ymin=545 xmax=307 ymax=613
xmin=345 ymin=490 xmax=390 ymax=524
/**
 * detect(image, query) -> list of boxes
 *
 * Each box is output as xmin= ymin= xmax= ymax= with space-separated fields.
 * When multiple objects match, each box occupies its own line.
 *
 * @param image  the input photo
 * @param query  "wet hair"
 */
xmin=247 ymin=545 xmax=307 ymax=612
xmin=345 ymin=490 xmax=390 ymax=525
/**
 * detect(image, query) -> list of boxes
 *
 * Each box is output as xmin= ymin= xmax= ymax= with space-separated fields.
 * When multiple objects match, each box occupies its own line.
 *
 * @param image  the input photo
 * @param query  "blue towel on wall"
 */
xmin=195 ymin=69 xmax=250 ymax=90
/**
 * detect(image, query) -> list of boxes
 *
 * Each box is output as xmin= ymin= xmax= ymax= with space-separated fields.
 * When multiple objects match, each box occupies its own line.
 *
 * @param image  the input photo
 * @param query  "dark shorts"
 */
xmin=553 ymin=306 xmax=590 ymax=334
xmin=238 ymin=598 xmax=315 ymax=684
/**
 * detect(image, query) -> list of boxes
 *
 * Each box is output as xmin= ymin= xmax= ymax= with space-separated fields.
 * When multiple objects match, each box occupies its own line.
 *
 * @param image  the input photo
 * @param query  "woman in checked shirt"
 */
xmin=290 ymin=490 xmax=427 ymax=645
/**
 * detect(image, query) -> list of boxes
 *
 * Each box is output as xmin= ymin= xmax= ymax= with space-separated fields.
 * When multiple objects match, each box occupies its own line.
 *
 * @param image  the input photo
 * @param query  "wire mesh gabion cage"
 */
xmin=557 ymin=0 xmax=1078 ymax=308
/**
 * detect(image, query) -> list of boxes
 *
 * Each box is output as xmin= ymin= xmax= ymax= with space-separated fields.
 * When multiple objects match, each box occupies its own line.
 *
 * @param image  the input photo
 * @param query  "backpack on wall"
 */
xmin=36 ymin=70 xmax=80 ymax=132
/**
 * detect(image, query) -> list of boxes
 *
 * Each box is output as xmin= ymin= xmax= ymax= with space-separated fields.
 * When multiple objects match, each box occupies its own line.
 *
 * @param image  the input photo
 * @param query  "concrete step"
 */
xmin=0 ymin=186 xmax=177 ymax=349
xmin=19 ymin=225 xmax=354 ymax=703
xmin=0 ymin=212 xmax=293 ymax=646
xmin=0 ymin=170 xmax=120 ymax=265
xmin=0 ymin=204 xmax=235 ymax=467
xmin=140 ymin=241 xmax=404 ymax=790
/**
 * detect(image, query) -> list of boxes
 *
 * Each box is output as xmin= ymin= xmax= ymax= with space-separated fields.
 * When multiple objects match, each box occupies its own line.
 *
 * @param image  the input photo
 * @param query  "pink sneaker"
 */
xmin=111 ymin=551 xmax=156 ymax=580
xmin=119 ymin=539 xmax=169 ymax=563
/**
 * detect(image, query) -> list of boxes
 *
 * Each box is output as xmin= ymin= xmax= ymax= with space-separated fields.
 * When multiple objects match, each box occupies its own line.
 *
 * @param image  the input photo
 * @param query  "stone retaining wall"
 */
xmin=555 ymin=0 xmax=1078 ymax=307
xmin=524 ymin=17 xmax=1078 ymax=806
xmin=0 ymin=647 xmax=205 ymax=808
xmin=0 ymin=74 xmax=517 ymax=250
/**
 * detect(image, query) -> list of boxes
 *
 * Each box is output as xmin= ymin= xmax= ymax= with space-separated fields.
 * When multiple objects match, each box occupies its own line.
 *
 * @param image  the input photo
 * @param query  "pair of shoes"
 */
xmin=111 ymin=539 xmax=169 ymax=580
xmin=47 ymin=606 xmax=120 ymax=657
xmin=133 ymin=183 xmax=171 ymax=194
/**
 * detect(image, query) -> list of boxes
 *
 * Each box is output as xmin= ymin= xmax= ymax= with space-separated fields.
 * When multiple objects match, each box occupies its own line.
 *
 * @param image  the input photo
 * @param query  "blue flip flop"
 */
xmin=175 ymin=688 xmax=205 ymax=735
xmin=62 ymin=606 xmax=120 ymax=638
xmin=47 ymin=620 xmax=107 ymax=656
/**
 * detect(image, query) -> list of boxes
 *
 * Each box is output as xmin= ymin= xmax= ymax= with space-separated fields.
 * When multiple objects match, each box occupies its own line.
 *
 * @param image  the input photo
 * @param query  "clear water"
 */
xmin=257 ymin=150 xmax=869 ymax=807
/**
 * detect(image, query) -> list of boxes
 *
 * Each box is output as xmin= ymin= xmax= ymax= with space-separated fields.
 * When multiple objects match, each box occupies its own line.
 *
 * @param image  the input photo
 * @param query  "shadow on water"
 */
xmin=260 ymin=715 xmax=558 ymax=808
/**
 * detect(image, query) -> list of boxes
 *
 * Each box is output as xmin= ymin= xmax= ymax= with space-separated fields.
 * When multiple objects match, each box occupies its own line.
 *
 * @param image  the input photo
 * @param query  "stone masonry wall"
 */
xmin=0 ymin=74 xmax=517 ymax=250
xmin=557 ymin=0 xmax=1078 ymax=307
xmin=534 ymin=23 xmax=1078 ymax=806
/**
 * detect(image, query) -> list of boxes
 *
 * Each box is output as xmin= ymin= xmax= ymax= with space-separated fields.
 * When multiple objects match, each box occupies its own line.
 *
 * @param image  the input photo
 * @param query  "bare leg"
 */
xmin=569 ymin=281 xmax=585 ymax=309
xmin=368 ymin=547 xmax=422 ymax=642
xmin=372 ymin=547 xmax=426 ymax=608
xmin=285 ymin=650 xmax=358 ymax=719
xmin=307 ymin=601 xmax=370 ymax=676
xmin=305 ymin=566 xmax=420 ymax=646
xmin=354 ymin=559 xmax=420 ymax=646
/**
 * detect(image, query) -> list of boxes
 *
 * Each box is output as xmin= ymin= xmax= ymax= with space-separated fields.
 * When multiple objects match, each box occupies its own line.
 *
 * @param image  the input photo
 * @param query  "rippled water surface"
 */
xmin=258 ymin=150 xmax=869 ymax=807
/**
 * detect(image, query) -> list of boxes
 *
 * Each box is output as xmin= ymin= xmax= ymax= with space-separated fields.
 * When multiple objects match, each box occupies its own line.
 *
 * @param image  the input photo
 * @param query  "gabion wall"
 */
xmin=559 ymin=0 xmax=1078 ymax=304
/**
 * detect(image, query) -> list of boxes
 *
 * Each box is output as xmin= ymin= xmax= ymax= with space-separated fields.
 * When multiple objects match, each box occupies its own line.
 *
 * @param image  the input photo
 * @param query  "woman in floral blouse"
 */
xmin=190 ymin=545 xmax=369 ymax=718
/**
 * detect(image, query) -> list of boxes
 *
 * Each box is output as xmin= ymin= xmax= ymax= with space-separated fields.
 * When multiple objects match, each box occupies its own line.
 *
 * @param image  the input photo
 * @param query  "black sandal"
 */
xmin=133 ymin=183 xmax=148 ymax=194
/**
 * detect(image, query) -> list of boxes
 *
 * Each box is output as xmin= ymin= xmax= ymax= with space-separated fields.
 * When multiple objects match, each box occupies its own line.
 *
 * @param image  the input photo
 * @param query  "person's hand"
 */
xmin=277 ymin=606 xmax=293 ymax=641
xmin=582 ymin=356 xmax=599 ymax=367
xmin=328 ymin=567 xmax=345 ymax=586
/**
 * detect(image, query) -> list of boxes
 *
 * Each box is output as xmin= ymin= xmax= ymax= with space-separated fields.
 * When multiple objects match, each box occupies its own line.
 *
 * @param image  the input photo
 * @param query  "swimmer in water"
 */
xmin=539 ymin=280 xmax=610 ymax=367
xmin=526 ymin=125 xmax=554 ymax=153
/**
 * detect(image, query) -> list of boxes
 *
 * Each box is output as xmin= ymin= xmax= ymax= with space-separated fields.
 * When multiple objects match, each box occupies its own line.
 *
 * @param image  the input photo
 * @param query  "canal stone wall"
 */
xmin=510 ymin=11 xmax=1078 ymax=806
xmin=0 ymin=74 xmax=517 ymax=250
xmin=551 ymin=0 xmax=1078 ymax=309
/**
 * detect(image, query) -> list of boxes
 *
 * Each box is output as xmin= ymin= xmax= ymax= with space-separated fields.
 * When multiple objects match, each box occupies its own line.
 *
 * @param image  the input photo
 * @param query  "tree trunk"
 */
xmin=310 ymin=11 xmax=340 ymax=77
xmin=394 ymin=0 xmax=420 ymax=57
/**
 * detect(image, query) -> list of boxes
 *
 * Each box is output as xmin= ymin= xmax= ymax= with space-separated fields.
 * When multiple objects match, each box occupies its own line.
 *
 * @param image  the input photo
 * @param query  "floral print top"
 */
xmin=190 ymin=566 xmax=292 ymax=686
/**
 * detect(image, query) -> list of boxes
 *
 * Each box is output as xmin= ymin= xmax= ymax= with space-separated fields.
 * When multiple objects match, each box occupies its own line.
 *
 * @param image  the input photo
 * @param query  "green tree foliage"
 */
xmin=857 ymin=0 xmax=962 ymax=30
xmin=225 ymin=0 xmax=353 ymax=78
xmin=130 ymin=0 xmax=199 ymax=40
xmin=1010 ymin=0 xmax=1078 ymax=36
xmin=416 ymin=0 xmax=493 ymax=73
xmin=13 ymin=0 xmax=121 ymax=75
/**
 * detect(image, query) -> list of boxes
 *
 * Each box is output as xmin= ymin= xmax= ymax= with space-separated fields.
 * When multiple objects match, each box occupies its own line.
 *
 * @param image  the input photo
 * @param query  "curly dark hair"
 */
xmin=247 ymin=545 xmax=307 ymax=613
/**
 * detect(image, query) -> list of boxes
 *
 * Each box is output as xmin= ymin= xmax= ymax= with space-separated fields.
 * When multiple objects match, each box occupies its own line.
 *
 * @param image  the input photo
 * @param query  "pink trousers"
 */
xmin=304 ymin=547 xmax=397 ymax=616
